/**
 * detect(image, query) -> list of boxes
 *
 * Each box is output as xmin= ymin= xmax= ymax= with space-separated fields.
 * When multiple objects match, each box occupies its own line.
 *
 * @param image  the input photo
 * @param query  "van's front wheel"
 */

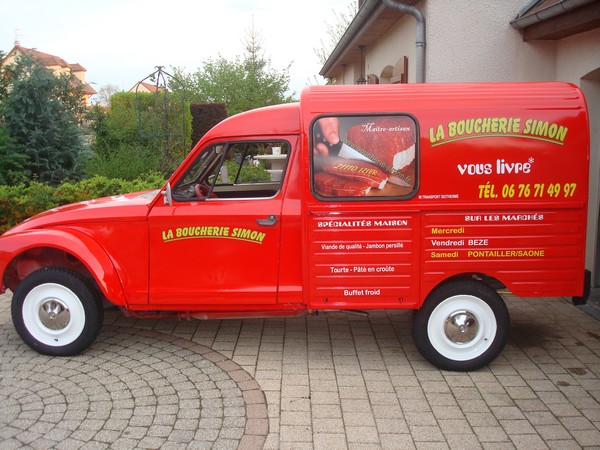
xmin=413 ymin=279 xmax=509 ymax=371
xmin=11 ymin=268 xmax=103 ymax=356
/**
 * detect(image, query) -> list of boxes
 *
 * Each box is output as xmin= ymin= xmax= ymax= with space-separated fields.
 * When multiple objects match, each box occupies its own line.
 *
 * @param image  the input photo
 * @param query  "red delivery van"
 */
xmin=0 ymin=82 xmax=590 ymax=371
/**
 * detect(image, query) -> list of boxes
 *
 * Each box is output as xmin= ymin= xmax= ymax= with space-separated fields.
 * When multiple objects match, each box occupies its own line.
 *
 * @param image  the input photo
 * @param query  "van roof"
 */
xmin=208 ymin=102 xmax=301 ymax=138
xmin=299 ymin=82 xmax=585 ymax=115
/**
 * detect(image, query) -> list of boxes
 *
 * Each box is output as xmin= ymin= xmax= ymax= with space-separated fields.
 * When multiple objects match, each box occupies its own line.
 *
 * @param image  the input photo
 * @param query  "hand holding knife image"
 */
xmin=313 ymin=116 xmax=416 ymax=195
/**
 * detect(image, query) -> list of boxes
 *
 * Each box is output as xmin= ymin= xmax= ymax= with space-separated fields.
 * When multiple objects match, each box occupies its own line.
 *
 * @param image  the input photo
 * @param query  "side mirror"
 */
xmin=162 ymin=182 xmax=173 ymax=207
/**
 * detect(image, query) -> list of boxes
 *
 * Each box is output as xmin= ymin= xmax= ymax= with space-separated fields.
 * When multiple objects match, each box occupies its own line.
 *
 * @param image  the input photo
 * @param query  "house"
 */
xmin=2 ymin=44 xmax=97 ymax=106
xmin=129 ymin=81 xmax=167 ymax=93
xmin=321 ymin=0 xmax=600 ymax=288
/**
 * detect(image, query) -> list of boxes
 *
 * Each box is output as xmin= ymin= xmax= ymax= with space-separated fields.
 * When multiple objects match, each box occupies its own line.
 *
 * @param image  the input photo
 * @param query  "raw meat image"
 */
xmin=313 ymin=116 xmax=416 ymax=198
xmin=320 ymin=157 xmax=388 ymax=190
xmin=314 ymin=172 xmax=373 ymax=197
xmin=345 ymin=117 xmax=415 ymax=174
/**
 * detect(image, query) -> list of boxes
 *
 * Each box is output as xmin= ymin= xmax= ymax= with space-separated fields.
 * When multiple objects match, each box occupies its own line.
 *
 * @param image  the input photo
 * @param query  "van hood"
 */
xmin=4 ymin=190 xmax=159 ymax=236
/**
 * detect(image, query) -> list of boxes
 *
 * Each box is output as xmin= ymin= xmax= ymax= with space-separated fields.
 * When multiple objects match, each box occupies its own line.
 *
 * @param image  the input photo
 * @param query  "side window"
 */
xmin=173 ymin=141 xmax=289 ymax=201
xmin=215 ymin=142 xmax=288 ymax=186
xmin=311 ymin=115 xmax=418 ymax=200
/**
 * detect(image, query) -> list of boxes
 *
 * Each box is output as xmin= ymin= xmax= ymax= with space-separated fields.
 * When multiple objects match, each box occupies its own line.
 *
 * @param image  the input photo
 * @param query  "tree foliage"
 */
xmin=95 ymin=84 xmax=120 ymax=107
xmin=87 ymin=91 xmax=191 ymax=179
xmin=314 ymin=2 xmax=357 ymax=66
xmin=0 ymin=126 xmax=28 ymax=185
xmin=172 ymin=27 xmax=294 ymax=116
xmin=190 ymin=102 xmax=228 ymax=146
xmin=0 ymin=54 xmax=88 ymax=185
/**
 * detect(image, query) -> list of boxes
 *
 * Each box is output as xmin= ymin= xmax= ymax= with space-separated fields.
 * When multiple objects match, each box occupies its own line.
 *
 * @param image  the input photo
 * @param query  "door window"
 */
xmin=173 ymin=141 xmax=290 ymax=201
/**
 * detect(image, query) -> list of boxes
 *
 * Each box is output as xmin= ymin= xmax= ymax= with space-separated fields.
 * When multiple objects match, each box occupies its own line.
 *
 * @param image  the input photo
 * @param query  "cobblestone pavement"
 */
xmin=1 ymin=291 xmax=600 ymax=449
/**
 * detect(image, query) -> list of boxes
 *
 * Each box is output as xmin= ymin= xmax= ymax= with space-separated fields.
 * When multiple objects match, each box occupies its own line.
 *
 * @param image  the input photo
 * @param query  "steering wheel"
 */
xmin=194 ymin=183 xmax=217 ymax=198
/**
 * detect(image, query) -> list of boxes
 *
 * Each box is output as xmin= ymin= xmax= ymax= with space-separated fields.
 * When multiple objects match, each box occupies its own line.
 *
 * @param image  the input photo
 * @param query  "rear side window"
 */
xmin=311 ymin=115 xmax=418 ymax=200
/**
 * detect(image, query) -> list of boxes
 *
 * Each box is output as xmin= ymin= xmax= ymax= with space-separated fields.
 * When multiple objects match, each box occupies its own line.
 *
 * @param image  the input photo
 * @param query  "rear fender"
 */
xmin=0 ymin=228 xmax=127 ymax=306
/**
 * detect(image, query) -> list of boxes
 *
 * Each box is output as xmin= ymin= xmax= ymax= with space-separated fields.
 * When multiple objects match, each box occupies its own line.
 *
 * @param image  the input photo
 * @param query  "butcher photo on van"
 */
xmin=313 ymin=115 xmax=416 ymax=197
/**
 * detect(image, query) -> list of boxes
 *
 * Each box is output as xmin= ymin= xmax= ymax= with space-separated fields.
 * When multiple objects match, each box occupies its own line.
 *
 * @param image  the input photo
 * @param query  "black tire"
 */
xmin=413 ymin=279 xmax=509 ymax=371
xmin=11 ymin=267 xmax=104 ymax=356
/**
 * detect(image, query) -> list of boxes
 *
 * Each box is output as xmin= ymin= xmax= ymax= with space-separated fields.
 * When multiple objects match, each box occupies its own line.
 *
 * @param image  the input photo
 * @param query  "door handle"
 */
xmin=256 ymin=215 xmax=278 ymax=226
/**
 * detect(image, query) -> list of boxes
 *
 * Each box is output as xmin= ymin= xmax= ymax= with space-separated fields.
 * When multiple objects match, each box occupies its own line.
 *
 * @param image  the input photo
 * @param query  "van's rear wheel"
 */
xmin=413 ymin=279 xmax=509 ymax=371
xmin=11 ymin=268 xmax=103 ymax=356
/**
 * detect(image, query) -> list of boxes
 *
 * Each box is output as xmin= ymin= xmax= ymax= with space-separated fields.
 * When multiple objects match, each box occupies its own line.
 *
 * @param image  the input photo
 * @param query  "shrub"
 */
xmin=87 ymin=92 xmax=192 ymax=179
xmin=85 ymin=143 xmax=165 ymax=181
xmin=190 ymin=103 xmax=227 ymax=147
xmin=0 ymin=173 xmax=165 ymax=233
xmin=223 ymin=160 xmax=271 ymax=183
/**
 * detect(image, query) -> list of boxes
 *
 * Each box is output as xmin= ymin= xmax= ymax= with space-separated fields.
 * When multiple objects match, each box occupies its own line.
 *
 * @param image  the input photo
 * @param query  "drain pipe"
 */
xmin=383 ymin=0 xmax=426 ymax=83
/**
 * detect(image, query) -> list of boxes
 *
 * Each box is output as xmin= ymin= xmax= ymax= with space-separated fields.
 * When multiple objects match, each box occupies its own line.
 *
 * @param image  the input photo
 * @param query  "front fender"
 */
xmin=0 ymin=228 xmax=127 ymax=306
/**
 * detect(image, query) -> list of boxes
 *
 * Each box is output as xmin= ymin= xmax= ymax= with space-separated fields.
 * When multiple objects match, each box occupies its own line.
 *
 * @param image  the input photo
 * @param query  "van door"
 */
xmin=148 ymin=139 xmax=293 ymax=307
xmin=306 ymin=114 xmax=421 ymax=309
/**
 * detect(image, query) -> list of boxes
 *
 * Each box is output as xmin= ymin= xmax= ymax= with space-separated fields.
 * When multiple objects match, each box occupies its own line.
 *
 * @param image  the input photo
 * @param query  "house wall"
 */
xmin=2 ymin=53 xmax=17 ymax=67
xmin=423 ymin=0 xmax=556 ymax=82
xmin=557 ymin=28 xmax=600 ymax=280
xmin=330 ymin=58 xmax=368 ymax=85
xmin=581 ymin=74 xmax=600 ymax=284
xmin=556 ymin=28 xmax=600 ymax=82
xmin=366 ymin=14 xmax=417 ymax=82
xmin=72 ymin=71 xmax=86 ymax=83
xmin=2 ymin=47 xmax=95 ymax=106
xmin=366 ymin=0 xmax=557 ymax=83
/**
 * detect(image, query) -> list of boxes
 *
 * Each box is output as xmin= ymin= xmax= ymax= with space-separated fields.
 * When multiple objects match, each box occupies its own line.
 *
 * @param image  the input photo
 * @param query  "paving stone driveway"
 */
xmin=1 ymin=291 xmax=600 ymax=449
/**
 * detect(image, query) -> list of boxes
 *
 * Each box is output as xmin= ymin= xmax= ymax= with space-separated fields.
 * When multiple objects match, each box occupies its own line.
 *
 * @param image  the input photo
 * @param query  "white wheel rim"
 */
xmin=22 ymin=283 xmax=86 ymax=347
xmin=427 ymin=294 xmax=497 ymax=362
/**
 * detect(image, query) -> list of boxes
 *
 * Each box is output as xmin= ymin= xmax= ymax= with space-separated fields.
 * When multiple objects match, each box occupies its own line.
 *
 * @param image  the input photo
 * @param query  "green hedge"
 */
xmin=190 ymin=102 xmax=227 ymax=147
xmin=88 ymin=92 xmax=192 ymax=179
xmin=0 ymin=173 xmax=165 ymax=233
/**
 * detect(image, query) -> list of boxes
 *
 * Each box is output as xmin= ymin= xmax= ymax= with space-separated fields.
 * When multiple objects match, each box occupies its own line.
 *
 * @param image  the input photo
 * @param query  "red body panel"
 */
xmin=0 ymin=82 xmax=589 ymax=314
xmin=302 ymin=83 xmax=588 ymax=307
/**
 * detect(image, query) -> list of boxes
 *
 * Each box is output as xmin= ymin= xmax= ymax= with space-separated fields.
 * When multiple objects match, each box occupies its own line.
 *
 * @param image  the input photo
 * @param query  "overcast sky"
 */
xmin=1 ymin=0 xmax=353 ymax=99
